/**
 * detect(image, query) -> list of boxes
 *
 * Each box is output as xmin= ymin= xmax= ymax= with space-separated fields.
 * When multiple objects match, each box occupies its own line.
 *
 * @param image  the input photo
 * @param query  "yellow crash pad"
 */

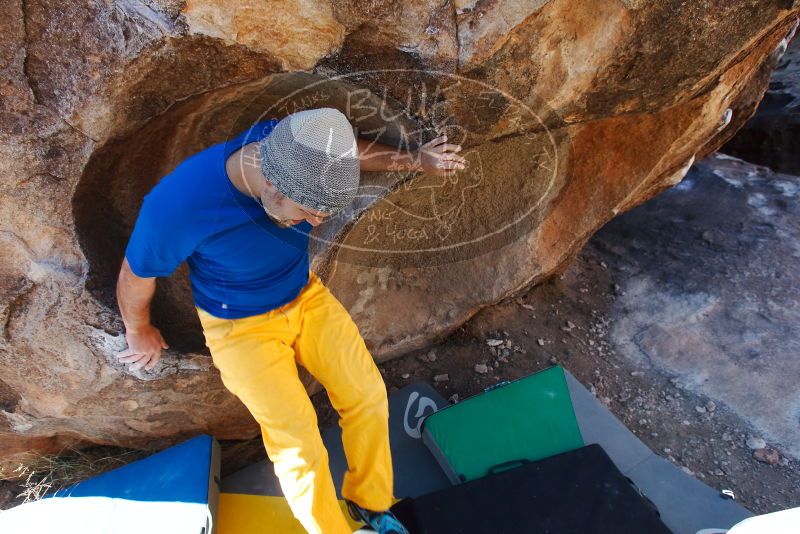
xmin=219 ymin=493 xmax=392 ymax=533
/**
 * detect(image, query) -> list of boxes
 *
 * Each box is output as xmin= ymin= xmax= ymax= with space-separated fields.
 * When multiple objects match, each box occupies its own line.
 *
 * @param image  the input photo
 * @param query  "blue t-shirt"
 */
xmin=124 ymin=119 xmax=313 ymax=319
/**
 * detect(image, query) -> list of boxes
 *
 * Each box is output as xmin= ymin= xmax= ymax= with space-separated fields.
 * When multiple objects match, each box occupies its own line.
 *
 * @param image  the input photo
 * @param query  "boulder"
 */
xmin=723 ymin=26 xmax=800 ymax=173
xmin=1 ymin=0 xmax=798 ymax=460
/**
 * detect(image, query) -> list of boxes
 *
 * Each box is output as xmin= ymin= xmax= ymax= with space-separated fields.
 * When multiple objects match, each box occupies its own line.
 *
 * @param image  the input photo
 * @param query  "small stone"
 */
xmin=416 ymin=350 xmax=437 ymax=363
xmin=695 ymin=405 xmax=707 ymax=414
xmin=746 ymin=436 xmax=767 ymax=450
xmin=682 ymin=420 xmax=691 ymax=426
xmin=548 ymin=356 xmax=559 ymax=365
xmin=721 ymin=432 xmax=732 ymax=442
xmin=753 ymin=448 xmax=780 ymax=466
xmin=121 ymin=400 xmax=139 ymax=412
xmin=486 ymin=338 xmax=503 ymax=347
xmin=663 ymin=448 xmax=671 ymax=454
xmin=713 ymin=469 xmax=725 ymax=476
xmin=433 ymin=374 xmax=449 ymax=383
xmin=705 ymin=400 xmax=716 ymax=412
xmin=537 ymin=338 xmax=545 ymax=346
xmin=448 ymin=394 xmax=460 ymax=404
xmin=638 ymin=418 xmax=648 ymax=426
xmin=474 ymin=363 xmax=489 ymax=374
xmin=515 ymin=297 xmax=535 ymax=311
xmin=630 ymin=371 xmax=644 ymax=377
xmin=401 ymin=373 xmax=410 ymax=379
xmin=681 ymin=466 xmax=694 ymax=476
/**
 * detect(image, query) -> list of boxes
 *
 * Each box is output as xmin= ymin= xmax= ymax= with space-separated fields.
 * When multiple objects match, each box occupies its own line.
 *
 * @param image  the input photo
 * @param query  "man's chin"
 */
xmin=265 ymin=214 xmax=291 ymax=228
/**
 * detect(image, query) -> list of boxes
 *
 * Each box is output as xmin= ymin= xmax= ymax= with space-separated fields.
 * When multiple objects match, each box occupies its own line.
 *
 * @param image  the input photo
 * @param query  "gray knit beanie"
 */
xmin=258 ymin=107 xmax=361 ymax=213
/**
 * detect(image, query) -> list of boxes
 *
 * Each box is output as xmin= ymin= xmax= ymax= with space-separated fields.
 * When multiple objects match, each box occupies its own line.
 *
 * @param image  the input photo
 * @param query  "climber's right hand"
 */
xmin=117 ymin=324 xmax=169 ymax=372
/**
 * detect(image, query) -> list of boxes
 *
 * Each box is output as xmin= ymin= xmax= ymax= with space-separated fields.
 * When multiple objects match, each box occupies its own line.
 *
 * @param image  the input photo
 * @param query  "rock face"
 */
xmin=723 ymin=29 xmax=800 ymax=173
xmin=1 ymin=0 xmax=798 ymax=460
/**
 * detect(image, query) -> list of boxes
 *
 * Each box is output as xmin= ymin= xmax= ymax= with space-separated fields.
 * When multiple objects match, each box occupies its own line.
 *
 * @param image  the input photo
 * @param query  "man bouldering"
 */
xmin=115 ymin=107 xmax=466 ymax=534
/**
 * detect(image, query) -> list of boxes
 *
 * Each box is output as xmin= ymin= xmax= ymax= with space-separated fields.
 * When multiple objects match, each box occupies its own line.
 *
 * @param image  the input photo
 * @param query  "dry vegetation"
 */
xmin=0 ymin=446 xmax=147 ymax=509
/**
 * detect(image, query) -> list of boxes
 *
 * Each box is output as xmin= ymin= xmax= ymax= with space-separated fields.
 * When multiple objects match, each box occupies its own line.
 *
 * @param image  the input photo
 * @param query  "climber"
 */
xmin=114 ymin=107 xmax=465 ymax=534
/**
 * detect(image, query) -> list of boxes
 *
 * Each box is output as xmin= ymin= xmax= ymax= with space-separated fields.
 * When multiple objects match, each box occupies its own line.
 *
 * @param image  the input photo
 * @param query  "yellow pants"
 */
xmin=196 ymin=269 xmax=394 ymax=534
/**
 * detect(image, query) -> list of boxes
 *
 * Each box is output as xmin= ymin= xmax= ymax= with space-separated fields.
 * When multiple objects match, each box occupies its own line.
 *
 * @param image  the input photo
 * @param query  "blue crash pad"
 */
xmin=0 ymin=434 xmax=221 ymax=534
xmin=54 ymin=434 xmax=218 ymax=503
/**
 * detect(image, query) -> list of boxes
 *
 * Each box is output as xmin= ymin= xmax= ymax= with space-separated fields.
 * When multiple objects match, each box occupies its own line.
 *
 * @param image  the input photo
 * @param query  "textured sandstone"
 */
xmin=0 ymin=0 xmax=798 ymax=461
xmin=183 ymin=0 xmax=346 ymax=70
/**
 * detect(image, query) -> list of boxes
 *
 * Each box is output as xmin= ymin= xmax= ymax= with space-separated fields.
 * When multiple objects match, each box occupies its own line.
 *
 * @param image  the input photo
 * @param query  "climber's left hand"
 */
xmin=417 ymin=135 xmax=466 ymax=176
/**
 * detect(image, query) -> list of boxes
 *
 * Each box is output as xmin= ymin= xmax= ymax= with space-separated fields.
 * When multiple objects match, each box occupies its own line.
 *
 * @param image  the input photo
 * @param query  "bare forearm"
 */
xmin=116 ymin=258 xmax=156 ymax=333
xmin=115 ymin=258 xmax=168 ymax=371
xmin=357 ymin=137 xmax=421 ymax=173
xmin=357 ymin=134 xmax=465 ymax=175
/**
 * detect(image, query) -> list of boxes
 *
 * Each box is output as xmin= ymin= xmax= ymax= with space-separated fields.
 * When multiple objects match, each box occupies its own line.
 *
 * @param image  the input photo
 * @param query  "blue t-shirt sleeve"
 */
xmin=124 ymin=193 xmax=198 ymax=278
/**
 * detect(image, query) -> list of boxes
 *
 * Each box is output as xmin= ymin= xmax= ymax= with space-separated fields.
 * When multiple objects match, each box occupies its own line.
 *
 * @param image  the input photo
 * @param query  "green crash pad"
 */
xmin=421 ymin=366 xmax=584 ymax=483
